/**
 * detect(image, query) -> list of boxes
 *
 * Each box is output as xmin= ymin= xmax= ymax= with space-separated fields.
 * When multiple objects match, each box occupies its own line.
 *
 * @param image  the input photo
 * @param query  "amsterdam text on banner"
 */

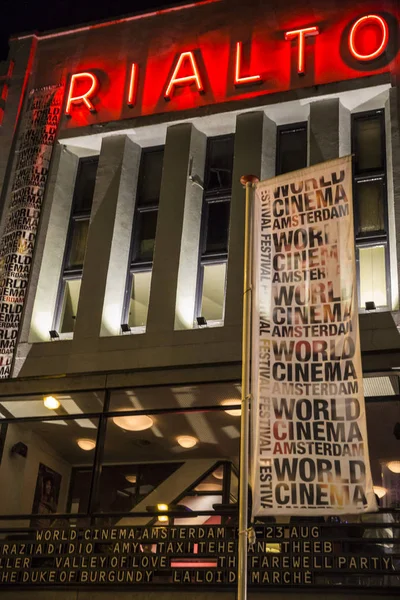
xmin=251 ymin=156 xmax=376 ymax=516
xmin=0 ymin=85 xmax=64 ymax=377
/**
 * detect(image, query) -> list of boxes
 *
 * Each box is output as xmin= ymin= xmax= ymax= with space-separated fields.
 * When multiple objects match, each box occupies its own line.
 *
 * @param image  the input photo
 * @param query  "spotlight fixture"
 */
xmin=11 ymin=442 xmax=28 ymax=458
xmin=157 ymin=503 xmax=169 ymax=523
xmin=158 ymin=515 xmax=169 ymax=523
xmin=125 ymin=474 xmax=137 ymax=484
xmin=43 ymin=395 xmax=60 ymax=410
xmin=121 ymin=323 xmax=132 ymax=334
xmin=365 ymin=301 xmax=376 ymax=311
xmin=221 ymin=399 xmax=241 ymax=416
xmin=177 ymin=435 xmax=198 ymax=448
xmin=196 ymin=316 xmax=207 ymax=328
xmin=113 ymin=414 xmax=153 ymax=431
xmin=387 ymin=461 xmax=400 ymax=474
xmin=373 ymin=485 xmax=387 ymax=499
xmin=49 ymin=330 xmax=60 ymax=340
xmin=77 ymin=439 xmax=96 ymax=451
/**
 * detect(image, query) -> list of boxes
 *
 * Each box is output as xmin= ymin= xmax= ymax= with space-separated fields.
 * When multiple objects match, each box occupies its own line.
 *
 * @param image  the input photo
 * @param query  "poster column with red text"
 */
xmin=0 ymin=85 xmax=63 ymax=377
xmin=252 ymin=156 xmax=376 ymax=516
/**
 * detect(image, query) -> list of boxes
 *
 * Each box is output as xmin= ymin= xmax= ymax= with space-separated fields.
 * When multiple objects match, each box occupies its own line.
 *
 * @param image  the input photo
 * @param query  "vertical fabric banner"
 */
xmin=0 ymin=85 xmax=63 ymax=377
xmin=252 ymin=156 xmax=376 ymax=516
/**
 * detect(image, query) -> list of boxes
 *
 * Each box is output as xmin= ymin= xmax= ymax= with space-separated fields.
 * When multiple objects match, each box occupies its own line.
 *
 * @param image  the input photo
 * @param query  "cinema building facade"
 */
xmin=0 ymin=0 xmax=399 ymax=596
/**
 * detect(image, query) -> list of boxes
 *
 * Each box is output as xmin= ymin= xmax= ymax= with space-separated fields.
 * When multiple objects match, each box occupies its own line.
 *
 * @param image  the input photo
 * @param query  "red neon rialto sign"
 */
xmin=64 ymin=13 xmax=393 ymax=123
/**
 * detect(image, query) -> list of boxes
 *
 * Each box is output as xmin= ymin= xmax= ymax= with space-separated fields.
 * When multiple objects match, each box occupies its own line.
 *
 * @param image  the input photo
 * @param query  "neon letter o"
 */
xmin=349 ymin=15 xmax=389 ymax=61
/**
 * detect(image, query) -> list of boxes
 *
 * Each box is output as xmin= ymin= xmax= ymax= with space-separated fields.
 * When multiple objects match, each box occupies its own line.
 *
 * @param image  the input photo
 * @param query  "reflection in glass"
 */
xmin=128 ymin=271 xmax=152 ymax=329
xmin=73 ymin=157 xmax=98 ymax=213
xmin=354 ymin=116 xmax=383 ymax=173
xmin=201 ymin=263 xmax=226 ymax=322
xmin=277 ymin=125 xmax=307 ymax=175
xmin=359 ymin=245 xmax=387 ymax=308
xmin=366 ymin=399 xmax=400 ymax=510
xmin=205 ymin=201 xmax=230 ymax=254
xmin=0 ymin=391 xmax=104 ymax=419
xmin=65 ymin=219 xmax=89 ymax=269
xmin=96 ymin=463 xmax=182 ymax=517
xmin=137 ymin=149 xmax=164 ymax=205
xmin=136 ymin=210 xmax=158 ymax=261
xmin=357 ymin=179 xmax=385 ymax=234
xmin=109 ymin=382 xmax=241 ymax=412
xmin=60 ymin=278 xmax=81 ymax=333
xmin=205 ymin=136 xmax=234 ymax=192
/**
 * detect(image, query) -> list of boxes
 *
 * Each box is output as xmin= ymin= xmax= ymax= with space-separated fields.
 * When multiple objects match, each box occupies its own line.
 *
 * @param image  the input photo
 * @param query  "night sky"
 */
xmin=1 ymin=0 xmax=198 ymax=60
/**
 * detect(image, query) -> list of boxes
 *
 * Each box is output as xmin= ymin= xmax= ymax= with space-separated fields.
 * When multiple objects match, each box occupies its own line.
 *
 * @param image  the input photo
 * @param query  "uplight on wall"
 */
xmin=77 ymin=439 xmax=96 ymax=451
xmin=387 ymin=461 xmax=400 ymax=474
xmin=43 ymin=395 xmax=60 ymax=410
xmin=177 ymin=435 xmax=198 ymax=448
xmin=113 ymin=415 xmax=153 ymax=431
xmin=221 ymin=399 xmax=241 ymax=416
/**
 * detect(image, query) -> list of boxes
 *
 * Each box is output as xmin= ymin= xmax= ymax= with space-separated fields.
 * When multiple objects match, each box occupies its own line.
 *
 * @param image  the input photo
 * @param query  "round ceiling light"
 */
xmin=125 ymin=474 xmax=137 ymax=484
xmin=113 ymin=415 xmax=153 ymax=431
xmin=221 ymin=399 xmax=241 ymax=416
xmin=387 ymin=461 xmax=400 ymax=474
xmin=177 ymin=435 xmax=198 ymax=448
xmin=77 ymin=439 xmax=96 ymax=451
xmin=213 ymin=466 xmax=224 ymax=480
xmin=195 ymin=482 xmax=222 ymax=492
xmin=373 ymin=485 xmax=387 ymax=499
xmin=43 ymin=395 xmax=60 ymax=410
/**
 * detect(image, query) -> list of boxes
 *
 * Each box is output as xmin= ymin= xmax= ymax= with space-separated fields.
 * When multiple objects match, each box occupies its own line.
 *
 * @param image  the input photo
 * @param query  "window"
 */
xmin=352 ymin=110 xmax=389 ymax=309
xmin=123 ymin=147 xmax=164 ymax=332
xmin=196 ymin=135 xmax=234 ymax=326
xmin=54 ymin=156 xmax=98 ymax=335
xmin=276 ymin=123 xmax=307 ymax=175
xmin=0 ymin=383 xmax=241 ymax=526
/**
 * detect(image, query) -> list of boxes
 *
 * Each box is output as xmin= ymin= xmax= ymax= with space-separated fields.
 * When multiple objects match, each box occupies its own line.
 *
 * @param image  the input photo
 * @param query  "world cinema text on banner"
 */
xmin=251 ymin=155 xmax=376 ymax=516
xmin=0 ymin=85 xmax=64 ymax=378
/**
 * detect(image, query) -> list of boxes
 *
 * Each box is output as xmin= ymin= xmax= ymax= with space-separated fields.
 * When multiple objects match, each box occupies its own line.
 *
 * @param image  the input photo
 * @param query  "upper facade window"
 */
xmin=196 ymin=135 xmax=234 ymax=326
xmin=352 ymin=110 xmax=389 ymax=310
xmin=123 ymin=147 xmax=164 ymax=332
xmin=276 ymin=123 xmax=307 ymax=176
xmin=54 ymin=156 xmax=98 ymax=335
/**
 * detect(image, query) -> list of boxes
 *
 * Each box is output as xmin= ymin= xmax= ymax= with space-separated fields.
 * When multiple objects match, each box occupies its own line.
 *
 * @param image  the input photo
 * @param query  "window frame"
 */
xmin=275 ymin=121 xmax=308 ymax=176
xmin=351 ymin=109 xmax=390 ymax=310
xmin=0 ymin=384 xmax=242 ymax=522
xmin=122 ymin=145 xmax=164 ymax=330
xmin=53 ymin=155 xmax=98 ymax=334
xmin=195 ymin=134 xmax=235 ymax=326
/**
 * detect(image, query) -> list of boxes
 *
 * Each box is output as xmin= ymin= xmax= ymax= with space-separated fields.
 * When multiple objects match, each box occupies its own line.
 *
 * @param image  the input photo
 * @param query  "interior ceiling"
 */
xmin=0 ymin=381 xmax=241 ymax=419
xmin=1 ymin=381 xmax=398 ymax=469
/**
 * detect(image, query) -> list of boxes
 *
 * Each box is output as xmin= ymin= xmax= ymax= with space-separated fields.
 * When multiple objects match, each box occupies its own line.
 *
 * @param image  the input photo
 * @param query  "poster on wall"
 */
xmin=0 ymin=85 xmax=64 ymax=378
xmin=31 ymin=463 xmax=62 ymax=527
xmin=251 ymin=155 xmax=376 ymax=516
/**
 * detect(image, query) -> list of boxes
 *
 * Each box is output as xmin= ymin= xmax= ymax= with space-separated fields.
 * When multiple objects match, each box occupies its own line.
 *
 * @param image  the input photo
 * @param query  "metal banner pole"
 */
xmin=237 ymin=174 xmax=259 ymax=600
